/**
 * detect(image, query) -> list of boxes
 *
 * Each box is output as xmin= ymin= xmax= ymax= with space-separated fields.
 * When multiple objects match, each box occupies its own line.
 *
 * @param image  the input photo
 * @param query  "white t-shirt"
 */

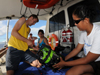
xmin=79 ymin=24 xmax=100 ymax=61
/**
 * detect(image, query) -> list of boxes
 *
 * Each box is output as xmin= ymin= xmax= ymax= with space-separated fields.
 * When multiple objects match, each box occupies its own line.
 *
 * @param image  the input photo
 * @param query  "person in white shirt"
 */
xmin=53 ymin=5 xmax=100 ymax=75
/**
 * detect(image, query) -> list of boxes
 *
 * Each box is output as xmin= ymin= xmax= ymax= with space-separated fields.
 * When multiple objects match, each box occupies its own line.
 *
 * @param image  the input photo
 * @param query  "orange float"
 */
xmin=23 ymin=0 xmax=60 ymax=9
xmin=48 ymin=34 xmax=59 ymax=50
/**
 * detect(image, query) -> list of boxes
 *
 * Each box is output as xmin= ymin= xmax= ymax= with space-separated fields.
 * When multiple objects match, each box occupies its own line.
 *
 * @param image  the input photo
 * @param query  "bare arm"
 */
xmin=65 ymin=43 xmax=84 ymax=61
xmin=28 ymin=37 xmax=30 ymax=40
xmin=33 ymin=37 xmax=37 ymax=40
xmin=44 ymin=37 xmax=49 ymax=46
xmin=11 ymin=17 xmax=33 ymax=47
xmin=64 ymin=52 xmax=100 ymax=66
xmin=11 ymin=17 xmax=28 ymax=42
xmin=53 ymin=52 xmax=100 ymax=69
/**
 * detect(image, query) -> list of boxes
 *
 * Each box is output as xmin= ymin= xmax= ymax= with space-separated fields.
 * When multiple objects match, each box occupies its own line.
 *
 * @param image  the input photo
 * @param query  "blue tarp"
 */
xmin=14 ymin=62 xmax=70 ymax=75
xmin=14 ymin=53 xmax=72 ymax=75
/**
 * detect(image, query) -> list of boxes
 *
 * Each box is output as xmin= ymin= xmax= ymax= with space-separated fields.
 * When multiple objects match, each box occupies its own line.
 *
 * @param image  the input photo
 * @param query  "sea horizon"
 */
xmin=0 ymin=42 xmax=38 ymax=49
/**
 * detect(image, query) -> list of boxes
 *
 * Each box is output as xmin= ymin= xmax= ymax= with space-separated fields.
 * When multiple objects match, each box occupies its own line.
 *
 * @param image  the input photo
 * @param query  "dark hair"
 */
xmin=38 ymin=29 xmax=44 ymax=34
xmin=30 ymin=33 xmax=32 ymax=35
xmin=28 ymin=14 xmax=39 ymax=22
xmin=73 ymin=5 xmax=96 ymax=23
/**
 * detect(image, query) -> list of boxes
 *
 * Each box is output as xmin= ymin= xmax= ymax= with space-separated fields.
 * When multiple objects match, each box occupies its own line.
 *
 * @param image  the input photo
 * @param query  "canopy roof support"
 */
xmin=6 ymin=20 xmax=10 ymax=45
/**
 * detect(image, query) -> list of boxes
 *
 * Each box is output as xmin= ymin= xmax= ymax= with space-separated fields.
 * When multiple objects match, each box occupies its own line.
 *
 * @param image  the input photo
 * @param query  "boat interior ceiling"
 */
xmin=0 ymin=0 xmax=100 ymax=20
xmin=0 ymin=0 xmax=67 ymax=20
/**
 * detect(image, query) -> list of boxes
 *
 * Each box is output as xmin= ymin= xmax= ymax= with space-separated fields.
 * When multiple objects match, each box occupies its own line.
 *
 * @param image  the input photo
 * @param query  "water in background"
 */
xmin=0 ymin=42 xmax=37 ymax=49
xmin=0 ymin=42 xmax=5 ymax=49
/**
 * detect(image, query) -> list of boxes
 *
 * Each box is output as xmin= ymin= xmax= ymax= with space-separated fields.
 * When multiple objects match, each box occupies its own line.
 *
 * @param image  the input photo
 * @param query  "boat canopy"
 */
xmin=0 ymin=0 xmax=99 ymax=20
xmin=23 ymin=0 xmax=60 ymax=9
xmin=0 ymin=0 xmax=69 ymax=20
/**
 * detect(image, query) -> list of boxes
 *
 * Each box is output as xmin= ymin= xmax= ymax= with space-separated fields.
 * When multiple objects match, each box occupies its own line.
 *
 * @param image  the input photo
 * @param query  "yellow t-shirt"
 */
xmin=8 ymin=22 xmax=30 ymax=51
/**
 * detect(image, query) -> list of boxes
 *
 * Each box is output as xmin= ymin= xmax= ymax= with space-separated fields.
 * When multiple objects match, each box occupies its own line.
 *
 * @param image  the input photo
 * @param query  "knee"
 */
xmin=7 ymin=70 xmax=14 ymax=75
xmin=65 ymin=65 xmax=86 ymax=75
xmin=7 ymin=74 xmax=13 ymax=75
xmin=65 ymin=70 xmax=74 ymax=75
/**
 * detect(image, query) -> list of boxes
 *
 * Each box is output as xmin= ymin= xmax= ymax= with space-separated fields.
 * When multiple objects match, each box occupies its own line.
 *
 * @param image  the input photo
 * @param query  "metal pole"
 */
xmin=6 ymin=20 xmax=10 ymax=45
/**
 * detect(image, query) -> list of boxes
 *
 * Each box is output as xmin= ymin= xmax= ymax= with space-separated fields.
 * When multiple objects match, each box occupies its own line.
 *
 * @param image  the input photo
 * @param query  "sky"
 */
xmin=0 ymin=19 xmax=47 ymax=43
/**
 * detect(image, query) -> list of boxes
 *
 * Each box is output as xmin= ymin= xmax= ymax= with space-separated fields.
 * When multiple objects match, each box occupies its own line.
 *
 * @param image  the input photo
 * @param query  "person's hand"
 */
xmin=26 ymin=39 xmax=33 ymax=47
xmin=37 ymin=60 xmax=42 ymax=68
xmin=53 ymin=57 xmax=65 ymax=70
xmin=35 ymin=47 xmax=39 ymax=51
xmin=65 ymin=56 xmax=68 ymax=61
xmin=33 ymin=47 xmax=39 ymax=51
xmin=31 ymin=59 xmax=42 ymax=68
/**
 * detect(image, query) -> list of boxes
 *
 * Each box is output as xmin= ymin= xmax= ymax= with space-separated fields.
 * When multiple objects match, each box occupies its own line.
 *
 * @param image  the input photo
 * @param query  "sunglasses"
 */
xmin=73 ymin=17 xmax=85 ymax=24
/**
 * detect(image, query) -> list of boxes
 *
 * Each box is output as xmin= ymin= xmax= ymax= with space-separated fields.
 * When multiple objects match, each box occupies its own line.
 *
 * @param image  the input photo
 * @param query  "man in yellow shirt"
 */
xmin=6 ymin=14 xmax=41 ymax=75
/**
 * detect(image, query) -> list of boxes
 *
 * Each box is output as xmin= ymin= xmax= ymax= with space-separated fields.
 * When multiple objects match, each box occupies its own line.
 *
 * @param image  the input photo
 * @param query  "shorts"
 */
xmin=89 ymin=61 xmax=100 ymax=75
xmin=6 ymin=47 xmax=37 ymax=71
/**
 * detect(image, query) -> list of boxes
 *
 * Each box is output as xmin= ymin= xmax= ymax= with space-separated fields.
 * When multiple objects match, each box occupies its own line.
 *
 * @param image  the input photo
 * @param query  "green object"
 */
xmin=40 ymin=47 xmax=55 ymax=63
xmin=37 ymin=45 xmax=61 ymax=72
xmin=29 ymin=48 xmax=34 ymax=51
xmin=38 ymin=45 xmax=59 ymax=64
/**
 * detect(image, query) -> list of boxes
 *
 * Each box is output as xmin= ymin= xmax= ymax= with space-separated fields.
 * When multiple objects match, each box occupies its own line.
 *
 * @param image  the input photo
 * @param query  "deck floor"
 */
xmin=0 ymin=64 xmax=6 ymax=75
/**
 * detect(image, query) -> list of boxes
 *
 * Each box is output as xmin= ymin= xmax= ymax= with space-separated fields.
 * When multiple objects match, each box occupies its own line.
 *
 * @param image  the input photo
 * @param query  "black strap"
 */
xmin=37 ymin=44 xmax=52 ymax=64
xmin=43 ymin=47 xmax=51 ymax=63
xmin=20 ymin=15 xmax=26 ymax=18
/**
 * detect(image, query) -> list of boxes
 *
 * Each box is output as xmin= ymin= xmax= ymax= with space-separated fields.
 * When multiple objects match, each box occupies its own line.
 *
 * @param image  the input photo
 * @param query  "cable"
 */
xmin=39 ymin=13 xmax=49 ymax=16
xmin=55 ymin=0 xmax=61 ymax=5
xmin=56 ymin=3 xmax=61 ymax=5
xmin=29 ymin=8 xmax=49 ymax=16
xmin=49 ymin=6 xmax=55 ymax=15
xmin=43 ymin=9 xmax=50 ymax=13
xmin=57 ymin=0 xmax=74 ymax=13
xmin=60 ymin=0 xmax=64 ymax=6
xmin=57 ymin=0 xmax=64 ymax=13
xmin=63 ymin=0 xmax=74 ymax=7
xmin=20 ymin=2 xmax=23 ymax=15
xmin=37 ymin=9 xmax=40 ymax=16
xmin=20 ymin=1 xmax=28 ymax=17
xmin=57 ymin=6 xmax=61 ymax=13
xmin=29 ymin=8 xmax=32 ymax=14
xmin=24 ymin=7 xmax=27 ymax=15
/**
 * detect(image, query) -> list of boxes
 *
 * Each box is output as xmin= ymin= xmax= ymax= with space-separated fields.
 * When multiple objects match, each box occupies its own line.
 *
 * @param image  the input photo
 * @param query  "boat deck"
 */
xmin=1 ymin=64 xmax=6 ymax=75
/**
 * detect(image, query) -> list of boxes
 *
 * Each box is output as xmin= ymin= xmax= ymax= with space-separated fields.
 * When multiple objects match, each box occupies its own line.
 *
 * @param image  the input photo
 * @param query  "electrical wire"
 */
xmin=63 ymin=0 xmax=74 ymax=7
xmin=38 ymin=6 xmax=56 ymax=16
xmin=37 ymin=9 xmax=40 ymax=16
xmin=29 ymin=8 xmax=32 ymax=14
xmin=20 ymin=2 xmax=28 ymax=16
xmin=20 ymin=2 xmax=23 ymax=15
xmin=57 ymin=0 xmax=74 ymax=13
xmin=49 ymin=6 xmax=55 ymax=15
xmin=39 ymin=12 xmax=48 ymax=16
xmin=24 ymin=7 xmax=28 ymax=15
xmin=56 ymin=1 xmax=61 ymax=5
xmin=43 ymin=9 xmax=50 ymax=13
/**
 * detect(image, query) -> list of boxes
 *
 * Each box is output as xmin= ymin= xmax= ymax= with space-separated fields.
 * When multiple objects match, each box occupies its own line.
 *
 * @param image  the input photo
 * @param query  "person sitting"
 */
xmin=37 ymin=29 xmax=49 ymax=48
xmin=53 ymin=5 xmax=100 ymax=75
